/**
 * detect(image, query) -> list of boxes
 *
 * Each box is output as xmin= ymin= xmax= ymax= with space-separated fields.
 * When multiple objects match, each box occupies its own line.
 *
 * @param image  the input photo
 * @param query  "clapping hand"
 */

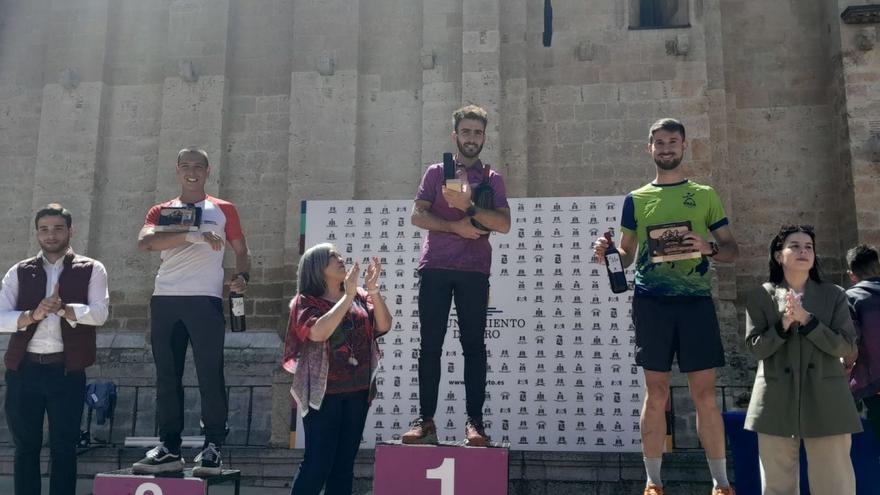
xmin=33 ymin=283 xmax=63 ymax=321
xmin=344 ymin=262 xmax=360 ymax=297
xmin=364 ymin=257 xmax=381 ymax=292
xmin=782 ymin=290 xmax=810 ymax=330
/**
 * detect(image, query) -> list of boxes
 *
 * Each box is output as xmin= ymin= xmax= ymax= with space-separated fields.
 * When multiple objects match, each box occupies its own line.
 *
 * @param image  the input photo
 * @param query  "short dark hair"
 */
xmin=453 ymin=105 xmax=488 ymax=133
xmin=177 ymin=148 xmax=209 ymax=167
xmin=649 ymin=118 xmax=686 ymax=143
xmin=768 ymin=224 xmax=822 ymax=284
xmin=34 ymin=203 xmax=72 ymax=229
xmin=847 ymin=244 xmax=880 ymax=279
xmin=297 ymin=243 xmax=338 ymax=297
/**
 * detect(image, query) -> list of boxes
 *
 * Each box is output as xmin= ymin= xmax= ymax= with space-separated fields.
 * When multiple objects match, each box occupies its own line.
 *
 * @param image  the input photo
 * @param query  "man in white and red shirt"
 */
xmin=134 ymin=148 xmax=250 ymax=476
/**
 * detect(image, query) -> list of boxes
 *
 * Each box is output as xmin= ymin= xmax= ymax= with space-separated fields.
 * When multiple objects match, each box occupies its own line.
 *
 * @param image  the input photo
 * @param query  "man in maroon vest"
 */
xmin=0 ymin=204 xmax=109 ymax=495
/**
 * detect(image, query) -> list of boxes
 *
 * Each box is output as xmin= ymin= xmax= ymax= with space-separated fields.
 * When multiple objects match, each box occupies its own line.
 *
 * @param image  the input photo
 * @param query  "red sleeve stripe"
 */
xmin=208 ymin=195 xmax=245 ymax=241
xmin=143 ymin=199 xmax=176 ymax=227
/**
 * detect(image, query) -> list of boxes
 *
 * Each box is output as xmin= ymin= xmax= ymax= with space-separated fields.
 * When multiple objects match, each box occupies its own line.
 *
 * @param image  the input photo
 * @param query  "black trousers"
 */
xmin=291 ymin=390 xmax=370 ymax=495
xmin=417 ymin=268 xmax=490 ymax=420
xmin=864 ymin=395 xmax=880 ymax=443
xmin=5 ymin=362 xmax=86 ymax=495
xmin=150 ymin=295 xmax=227 ymax=450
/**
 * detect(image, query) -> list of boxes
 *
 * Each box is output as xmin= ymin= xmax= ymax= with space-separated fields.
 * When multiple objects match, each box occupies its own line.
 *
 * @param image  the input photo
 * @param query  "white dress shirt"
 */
xmin=0 ymin=249 xmax=109 ymax=354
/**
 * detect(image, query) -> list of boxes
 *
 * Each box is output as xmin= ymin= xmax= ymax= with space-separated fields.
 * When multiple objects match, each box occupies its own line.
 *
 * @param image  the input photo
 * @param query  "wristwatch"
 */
xmin=235 ymin=272 xmax=250 ymax=283
xmin=56 ymin=307 xmax=67 ymax=318
xmin=707 ymin=242 xmax=719 ymax=257
xmin=465 ymin=204 xmax=477 ymax=217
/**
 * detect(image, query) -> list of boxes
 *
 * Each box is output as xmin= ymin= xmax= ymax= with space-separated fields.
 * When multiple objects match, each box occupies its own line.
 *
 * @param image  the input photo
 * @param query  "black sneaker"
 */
xmin=192 ymin=442 xmax=222 ymax=477
xmin=131 ymin=445 xmax=184 ymax=474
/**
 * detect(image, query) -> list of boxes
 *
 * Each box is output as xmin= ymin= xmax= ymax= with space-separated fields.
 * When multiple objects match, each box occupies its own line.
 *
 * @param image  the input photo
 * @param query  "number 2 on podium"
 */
xmin=425 ymin=457 xmax=455 ymax=495
xmin=135 ymin=483 xmax=163 ymax=495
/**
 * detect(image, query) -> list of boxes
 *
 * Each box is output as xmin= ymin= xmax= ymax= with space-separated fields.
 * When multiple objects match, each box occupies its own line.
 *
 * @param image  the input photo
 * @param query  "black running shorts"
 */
xmin=632 ymin=295 xmax=725 ymax=373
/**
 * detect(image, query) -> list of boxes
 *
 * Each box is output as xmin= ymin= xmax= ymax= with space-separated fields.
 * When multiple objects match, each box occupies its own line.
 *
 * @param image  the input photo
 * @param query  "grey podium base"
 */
xmin=96 ymin=468 xmax=242 ymax=495
xmin=100 ymin=467 xmax=241 ymax=480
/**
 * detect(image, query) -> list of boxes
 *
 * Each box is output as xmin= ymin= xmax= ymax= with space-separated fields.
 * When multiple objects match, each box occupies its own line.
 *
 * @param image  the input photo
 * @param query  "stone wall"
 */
xmin=837 ymin=1 xmax=880 ymax=249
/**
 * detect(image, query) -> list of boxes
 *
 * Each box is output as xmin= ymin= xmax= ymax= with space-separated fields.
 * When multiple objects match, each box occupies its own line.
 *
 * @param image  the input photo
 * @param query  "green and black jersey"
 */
xmin=620 ymin=180 xmax=728 ymax=297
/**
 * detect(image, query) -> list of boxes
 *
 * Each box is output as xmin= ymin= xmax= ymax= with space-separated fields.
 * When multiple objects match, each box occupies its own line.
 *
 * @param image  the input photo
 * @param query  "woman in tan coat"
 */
xmin=744 ymin=224 xmax=861 ymax=495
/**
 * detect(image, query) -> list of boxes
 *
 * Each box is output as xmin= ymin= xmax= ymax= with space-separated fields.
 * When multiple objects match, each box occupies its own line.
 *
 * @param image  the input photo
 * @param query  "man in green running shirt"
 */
xmin=593 ymin=118 xmax=738 ymax=495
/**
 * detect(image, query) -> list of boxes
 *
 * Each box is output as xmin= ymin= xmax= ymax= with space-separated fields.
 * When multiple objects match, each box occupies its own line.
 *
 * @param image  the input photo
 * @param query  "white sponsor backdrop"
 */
xmin=299 ymin=197 xmax=642 ymax=452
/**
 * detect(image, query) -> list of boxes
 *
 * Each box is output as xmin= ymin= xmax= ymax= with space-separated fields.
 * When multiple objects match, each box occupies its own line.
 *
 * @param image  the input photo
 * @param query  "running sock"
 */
xmin=644 ymin=456 xmax=663 ymax=487
xmin=707 ymin=457 xmax=730 ymax=488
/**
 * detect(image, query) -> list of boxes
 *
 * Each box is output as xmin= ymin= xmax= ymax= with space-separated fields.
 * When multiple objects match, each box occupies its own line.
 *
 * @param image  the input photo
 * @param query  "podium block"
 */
xmin=374 ymin=442 xmax=508 ymax=495
xmin=93 ymin=468 xmax=241 ymax=495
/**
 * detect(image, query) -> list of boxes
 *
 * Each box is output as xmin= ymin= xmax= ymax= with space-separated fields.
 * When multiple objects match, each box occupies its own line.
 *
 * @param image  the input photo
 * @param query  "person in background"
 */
xmin=283 ymin=244 xmax=391 ymax=495
xmin=845 ymin=244 xmax=880 ymax=442
xmin=744 ymin=224 xmax=861 ymax=495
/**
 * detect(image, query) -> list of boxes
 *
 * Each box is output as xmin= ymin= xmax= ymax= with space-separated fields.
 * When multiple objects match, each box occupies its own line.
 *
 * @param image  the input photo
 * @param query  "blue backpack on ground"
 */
xmin=85 ymin=381 xmax=117 ymax=425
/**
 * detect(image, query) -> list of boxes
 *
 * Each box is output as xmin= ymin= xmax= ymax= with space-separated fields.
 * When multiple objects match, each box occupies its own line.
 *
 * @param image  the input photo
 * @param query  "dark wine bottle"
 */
xmin=442 ymin=152 xmax=455 ymax=181
xmin=229 ymin=291 xmax=246 ymax=332
xmin=604 ymin=232 xmax=629 ymax=294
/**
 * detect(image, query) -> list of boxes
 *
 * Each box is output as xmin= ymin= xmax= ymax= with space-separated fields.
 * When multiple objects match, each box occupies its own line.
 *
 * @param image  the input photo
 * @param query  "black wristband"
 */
xmin=798 ymin=314 xmax=819 ymax=336
xmin=465 ymin=204 xmax=477 ymax=217
xmin=774 ymin=320 xmax=792 ymax=339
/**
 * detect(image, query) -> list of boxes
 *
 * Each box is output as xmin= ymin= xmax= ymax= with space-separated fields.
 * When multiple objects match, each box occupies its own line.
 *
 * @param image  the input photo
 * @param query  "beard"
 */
xmin=457 ymin=139 xmax=483 ymax=159
xmin=39 ymin=238 xmax=69 ymax=255
xmin=654 ymin=154 xmax=682 ymax=171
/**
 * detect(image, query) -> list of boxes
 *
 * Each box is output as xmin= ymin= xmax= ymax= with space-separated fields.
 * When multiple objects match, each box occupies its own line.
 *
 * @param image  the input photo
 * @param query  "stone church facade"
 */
xmin=0 ymin=0 xmax=877 ymax=491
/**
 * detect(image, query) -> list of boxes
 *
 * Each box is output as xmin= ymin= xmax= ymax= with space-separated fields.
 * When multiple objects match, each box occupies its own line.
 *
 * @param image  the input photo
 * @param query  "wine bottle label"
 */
xmin=231 ymin=297 xmax=245 ymax=317
xmin=606 ymin=252 xmax=624 ymax=273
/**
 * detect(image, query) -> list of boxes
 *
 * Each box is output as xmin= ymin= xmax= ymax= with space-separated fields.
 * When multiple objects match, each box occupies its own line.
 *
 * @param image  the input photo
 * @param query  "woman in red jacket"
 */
xmin=282 ymin=243 xmax=391 ymax=495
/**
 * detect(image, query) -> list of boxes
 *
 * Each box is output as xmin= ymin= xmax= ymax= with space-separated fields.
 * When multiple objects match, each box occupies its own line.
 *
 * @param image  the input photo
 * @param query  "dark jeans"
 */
xmin=864 ymin=395 xmax=880 ymax=443
xmin=5 ymin=362 xmax=86 ymax=495
xmin=417 ymin=268 xmax=490 ymax=420
xmin=291 ymin=390 xmax=369 ymax=495
xmin=150 ymin=295 xmax=227 ymax=450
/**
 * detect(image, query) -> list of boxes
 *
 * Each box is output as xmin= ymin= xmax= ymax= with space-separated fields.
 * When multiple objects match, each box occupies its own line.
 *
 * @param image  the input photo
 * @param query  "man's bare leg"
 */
xmin=688 ymin=368 xmax=731 ymax=490
xmin=641 ymin=370 xmax=671 ymax=488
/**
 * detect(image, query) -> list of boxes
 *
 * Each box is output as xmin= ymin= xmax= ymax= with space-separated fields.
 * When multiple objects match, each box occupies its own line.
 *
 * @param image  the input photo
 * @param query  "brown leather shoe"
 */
xmin=464 ymin=417 xmax=490 ymax=447
xmin=643 ymin=484 xmax=664 ymax=495
xmin=401 ymin=417 xmax=438 ymax=445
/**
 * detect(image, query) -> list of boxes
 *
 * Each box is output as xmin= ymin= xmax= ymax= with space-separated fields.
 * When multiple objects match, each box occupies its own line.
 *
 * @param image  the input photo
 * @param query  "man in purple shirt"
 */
xmin=402 ymin=105 xmax=511 ymax=446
